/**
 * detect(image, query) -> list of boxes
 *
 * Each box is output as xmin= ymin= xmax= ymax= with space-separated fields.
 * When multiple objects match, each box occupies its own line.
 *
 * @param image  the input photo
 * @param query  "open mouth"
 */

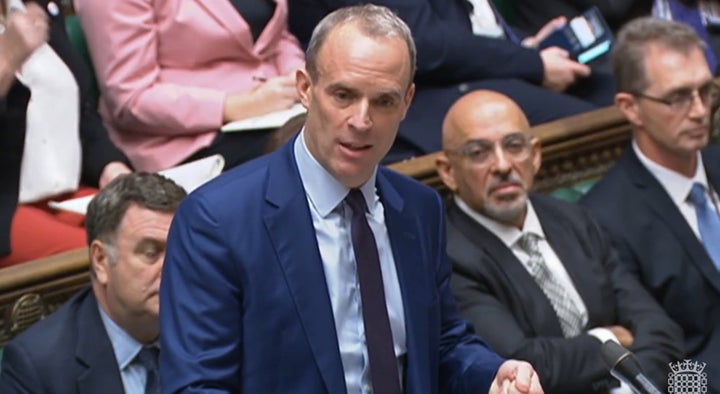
xmin=339 ymin=141 xmax=373 ymax=153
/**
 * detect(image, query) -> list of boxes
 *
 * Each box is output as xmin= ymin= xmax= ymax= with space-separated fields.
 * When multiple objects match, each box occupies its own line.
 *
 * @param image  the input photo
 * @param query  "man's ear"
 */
xmin=436 ymin=153 xmax=458 ymax=193
xmin=297 ymin=68 xmax=313 ymax=109
xmin=400 ymin=83 xmax=416 ymax=120
xmin=531 ymin=137 xmax=542 ymax=176
xmin=90 ymin=240 xmax=110 ymax=285
xmin=615 ymin=92 xmax=643 ymax=127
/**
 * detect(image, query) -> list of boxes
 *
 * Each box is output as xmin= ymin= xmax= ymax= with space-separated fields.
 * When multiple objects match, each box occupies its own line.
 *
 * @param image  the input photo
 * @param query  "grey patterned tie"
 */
xmin=517 ymin=233 xmax=584 ymax=337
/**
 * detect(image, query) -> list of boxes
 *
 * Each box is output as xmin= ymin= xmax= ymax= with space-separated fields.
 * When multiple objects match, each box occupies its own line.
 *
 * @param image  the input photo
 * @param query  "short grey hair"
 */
xmin=612 ymin=17 xmax=706 ymax=94
xmin=305 ymin=4 xmax=416 ymax=89
xmin=86 ymin=173 xmax=187 ymax=249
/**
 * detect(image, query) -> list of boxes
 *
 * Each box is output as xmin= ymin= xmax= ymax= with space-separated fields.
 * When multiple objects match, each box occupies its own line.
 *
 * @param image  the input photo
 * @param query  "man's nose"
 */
xmin=348 ymin=100 xmax=372 ymax=130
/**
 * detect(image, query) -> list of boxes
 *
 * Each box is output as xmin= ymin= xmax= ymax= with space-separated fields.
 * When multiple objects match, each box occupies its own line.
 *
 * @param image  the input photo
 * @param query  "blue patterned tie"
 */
xmin=688 ymin=183 xmax=720 ymax=269
xmin=136 ymin=346 xmax=160 ymax=394
xmin=345 ymin=189 xmax=401 ymax=394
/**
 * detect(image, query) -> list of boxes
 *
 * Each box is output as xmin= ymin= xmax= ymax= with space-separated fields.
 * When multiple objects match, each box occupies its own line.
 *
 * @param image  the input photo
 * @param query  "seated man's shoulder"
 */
xmin=3 ymin=288 xmax=93 ymax=363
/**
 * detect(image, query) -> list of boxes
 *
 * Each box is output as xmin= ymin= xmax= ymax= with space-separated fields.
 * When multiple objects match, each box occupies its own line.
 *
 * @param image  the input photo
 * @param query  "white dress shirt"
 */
xmin=633 ymin=141 xmax=718 ymax=239
xmin=454 ymin=195 xmax=590 ymax=327
xmin=294 ymin=131 xmax=407 ymax=394
xmin=454 ymin=196 xmax=633 ymax=393
xmin=466 ymin=0 xmax=506 ymax=37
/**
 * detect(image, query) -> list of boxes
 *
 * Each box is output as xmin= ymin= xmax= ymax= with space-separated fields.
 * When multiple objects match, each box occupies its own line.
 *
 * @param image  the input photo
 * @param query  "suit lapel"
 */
xmin=623 ymin=149 xmax=720 ymax=294
xmin=533 ymin=197 xmax=602 ymax=326
xmin=75 ymin=291 xmax=125 ymax=394
xmin=263 ymin=142 xmax=345 ymax=394
xmin=704 ymin=148 xmax=720 ymax=200
xmin=376 ymin=171 xmax=431 ymax=392
xmin=446 ymin=203 xmax=564 ymax=336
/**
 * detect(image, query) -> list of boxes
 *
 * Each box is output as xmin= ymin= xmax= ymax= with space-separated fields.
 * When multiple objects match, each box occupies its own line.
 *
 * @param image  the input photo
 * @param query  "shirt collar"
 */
xmin=453 ymin=195 xmax=545 ymax=247
xmin=294 ymin=130 xmax=378 ymax=216
xmin=98 ymin=305 xmax=143 ymax=371
xmin=632 ymin=141 xmax=708 ymax=204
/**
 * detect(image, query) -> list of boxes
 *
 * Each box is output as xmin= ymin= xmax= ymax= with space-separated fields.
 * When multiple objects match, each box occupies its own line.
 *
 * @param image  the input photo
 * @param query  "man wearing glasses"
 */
xmin=435 ymin=90 xmax=682 ymax=394
xmin=581 ymin=17 xmax=720 ymax=392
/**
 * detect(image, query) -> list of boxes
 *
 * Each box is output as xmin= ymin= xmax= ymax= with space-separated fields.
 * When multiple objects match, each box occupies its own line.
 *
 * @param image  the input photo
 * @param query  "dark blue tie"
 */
xmin=136 ymin=346 xmax=160 ymax=394
xmin=688 ymin=182 xmax=720 ymax=269
xmin=345 ymin=189 xmax=401 ymax=394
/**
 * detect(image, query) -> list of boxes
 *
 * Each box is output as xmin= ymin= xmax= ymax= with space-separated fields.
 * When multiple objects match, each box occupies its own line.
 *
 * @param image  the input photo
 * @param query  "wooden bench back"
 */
xmin=0 ymin=106 xmax=632 ymax=346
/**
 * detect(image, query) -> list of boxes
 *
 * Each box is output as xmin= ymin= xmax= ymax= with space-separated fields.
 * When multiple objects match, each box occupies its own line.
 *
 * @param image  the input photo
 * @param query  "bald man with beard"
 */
xmin=435 ymin=90 xmax=682 ymax=394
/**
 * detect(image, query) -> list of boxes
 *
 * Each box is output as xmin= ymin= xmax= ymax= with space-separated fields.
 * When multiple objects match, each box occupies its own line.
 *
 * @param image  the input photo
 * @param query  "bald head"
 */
xmin=442 ymin=91 xmax=530 ymax=151
xmin=436 ymin=90 xmax=540 ymax=228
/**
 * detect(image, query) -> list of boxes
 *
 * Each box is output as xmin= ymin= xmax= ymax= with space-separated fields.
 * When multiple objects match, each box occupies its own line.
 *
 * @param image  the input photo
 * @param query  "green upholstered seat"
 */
xmin=550 ymin=178 xmax=599 ymax=202
xmin=492 ymin=0 xmax=517 ymax=25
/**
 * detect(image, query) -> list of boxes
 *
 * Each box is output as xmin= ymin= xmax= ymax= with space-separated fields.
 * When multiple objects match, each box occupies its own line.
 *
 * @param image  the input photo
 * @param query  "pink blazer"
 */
xmin=74 ymin=0 xmax=305 ymax=172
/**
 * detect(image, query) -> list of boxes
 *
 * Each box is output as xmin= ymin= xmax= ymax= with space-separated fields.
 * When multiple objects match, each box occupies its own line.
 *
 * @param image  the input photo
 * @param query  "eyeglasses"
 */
xmin=633 ymin=82 xmax=720 ymax=113
xmin=445 ymin=133 xmax=534 ymax=166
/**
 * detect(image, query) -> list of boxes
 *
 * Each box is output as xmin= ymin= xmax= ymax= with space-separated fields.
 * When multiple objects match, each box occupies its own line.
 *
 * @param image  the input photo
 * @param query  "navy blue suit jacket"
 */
xmin=159 ymin=139 xmax=504 ymax=393
xmin=0 ymin=288 xmax=124 ymax=394
xmin=581 ymin=145 xmax=720 ymax=392
xmin=288 ymin=0 xmax=611 ymax=162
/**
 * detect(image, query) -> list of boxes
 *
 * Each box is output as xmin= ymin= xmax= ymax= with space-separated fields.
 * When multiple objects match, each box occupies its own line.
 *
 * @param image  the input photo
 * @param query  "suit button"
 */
xmin=458 ymin=83 xmax=469 ymax=93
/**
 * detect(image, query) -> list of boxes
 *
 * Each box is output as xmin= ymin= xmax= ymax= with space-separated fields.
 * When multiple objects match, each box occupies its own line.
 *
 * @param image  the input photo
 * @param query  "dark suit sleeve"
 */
xmin=430 ymin=193 xmax=507 ymax=393
xmin=0 ymin=341 xmax=45 ymax=393
xmin=450 ymin=259 xmax=611 ymax=392
xmin=159 ymin=193 xmax=242 ymax=394
xmin=583 ymin=210 xmax=684 ymax=387
xmin=45 ymin=5 xmax=130 ymax=187
xmin=290 ymin=0 xmax=544 ymax=85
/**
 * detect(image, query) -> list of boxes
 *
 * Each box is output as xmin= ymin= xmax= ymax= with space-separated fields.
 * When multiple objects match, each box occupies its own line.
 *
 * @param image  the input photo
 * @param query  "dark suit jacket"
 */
xmin=581 ymin=145 xmax=720 ymax=392
xmin=159 ymin=139 xmax=505 ymax=393
xmin=0 ymin=0 xmax=129 ymax=256
xmin=288 ymin=0 xmax=610 ymax=162
xmin=447 ymin=195 xmax=683 ymax=393
xmin=0 ymin=288 xmax=124 ymax=394
xmin=509 ymin=0 xmax=652 ymax=34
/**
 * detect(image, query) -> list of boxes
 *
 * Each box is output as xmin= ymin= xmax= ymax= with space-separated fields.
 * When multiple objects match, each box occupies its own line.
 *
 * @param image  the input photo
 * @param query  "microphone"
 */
xmin=601 ymin=340 xmax=664 ymax=394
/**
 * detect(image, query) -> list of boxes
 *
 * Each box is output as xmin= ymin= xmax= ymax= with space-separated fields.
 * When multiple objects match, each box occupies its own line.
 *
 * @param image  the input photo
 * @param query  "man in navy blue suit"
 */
xmin=0 ymin=173 xmax=187 ymax=394
xmin=160 ymin=4 xmax=543 ymax=394
xmin=288 ymin=0 xmax=616 ymax=163
xmin=582 ymin=17 xmax=720 ymax=392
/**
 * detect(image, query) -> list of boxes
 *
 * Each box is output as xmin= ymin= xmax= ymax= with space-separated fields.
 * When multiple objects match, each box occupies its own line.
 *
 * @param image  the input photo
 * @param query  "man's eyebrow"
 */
xmin=663 ymin=79 xmax=715 ymax=95
xmin=133 ymin=237 xmax=165 ymax=252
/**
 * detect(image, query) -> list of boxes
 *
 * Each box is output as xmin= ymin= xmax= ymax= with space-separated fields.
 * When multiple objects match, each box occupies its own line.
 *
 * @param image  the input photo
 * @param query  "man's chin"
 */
xmin=483 ymin=199 xmax=527 ymax=224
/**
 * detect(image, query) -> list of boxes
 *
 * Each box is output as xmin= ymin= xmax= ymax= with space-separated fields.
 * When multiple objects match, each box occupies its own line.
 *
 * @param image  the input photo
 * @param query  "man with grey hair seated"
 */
xmin=0 ymin=173 xmax=187 ymax=394
xmin=582 ymin=17 xmax=720 ymax=391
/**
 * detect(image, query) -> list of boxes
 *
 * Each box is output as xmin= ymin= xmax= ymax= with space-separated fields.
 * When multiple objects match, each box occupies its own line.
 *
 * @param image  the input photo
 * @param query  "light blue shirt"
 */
xmin=98 ymin=306 xmax=150 ymax=394
xmin=294 ymin=131 xmax=407 ymax=394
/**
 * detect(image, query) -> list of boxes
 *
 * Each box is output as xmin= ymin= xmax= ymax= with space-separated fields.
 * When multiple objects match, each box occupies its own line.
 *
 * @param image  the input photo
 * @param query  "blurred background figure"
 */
xmin=288 ymin=0 xmax=616 ymax=163
xmin=74 ymin=0 xmax=305 ymax=172
xmin=0 ymin=0 xmax=132 ymax=268
xmin=508 ymin=0 xmax=652 ymax=34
